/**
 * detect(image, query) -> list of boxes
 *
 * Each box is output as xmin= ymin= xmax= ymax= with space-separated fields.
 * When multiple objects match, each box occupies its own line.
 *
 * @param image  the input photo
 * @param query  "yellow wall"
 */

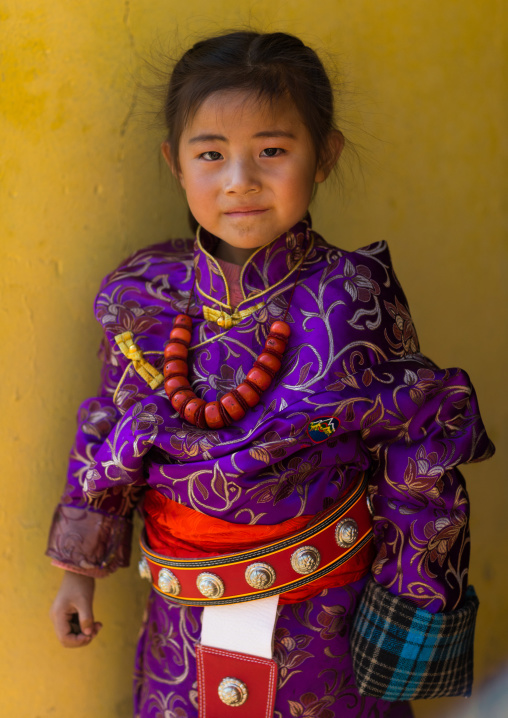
xmin=1 ymin=1 xmax=506 ymax=716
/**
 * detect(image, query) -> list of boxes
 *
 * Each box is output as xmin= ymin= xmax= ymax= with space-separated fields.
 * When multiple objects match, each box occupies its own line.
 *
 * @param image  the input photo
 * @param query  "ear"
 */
xmin=161 ymin=141 xmax=184 ymax=186
xmin=314 ymin=130 xmax=345 ymax=183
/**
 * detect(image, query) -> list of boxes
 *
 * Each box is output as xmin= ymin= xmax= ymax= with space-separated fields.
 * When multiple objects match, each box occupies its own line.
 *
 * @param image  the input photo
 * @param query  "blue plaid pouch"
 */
xmin=350 ymin=579 xmax=479 ymax=700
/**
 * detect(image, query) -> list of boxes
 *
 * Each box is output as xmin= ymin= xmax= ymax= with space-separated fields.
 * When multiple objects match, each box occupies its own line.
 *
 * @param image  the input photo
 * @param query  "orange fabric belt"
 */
xmin=140 ymin=474 xmax=374 ymax=606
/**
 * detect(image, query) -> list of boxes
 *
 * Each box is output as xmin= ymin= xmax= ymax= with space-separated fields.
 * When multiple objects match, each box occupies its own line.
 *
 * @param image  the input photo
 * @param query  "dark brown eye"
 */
xmin=201 ymin=151 xmax=223 ymax=161
xmin=260 ymin=147 xmax=283 ymax=157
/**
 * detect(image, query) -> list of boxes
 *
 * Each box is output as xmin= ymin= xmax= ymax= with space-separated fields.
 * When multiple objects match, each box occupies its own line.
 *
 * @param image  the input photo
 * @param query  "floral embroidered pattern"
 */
xmin=288 ymin=692 xmax=335 ymax=718
xmin=78 ymin=400 xmax=118 ymax=439
xmin=384 ymin=297 xmax=419 ymax=355
xmin=344 ymin=261 xmax=380 ymax=303
xmin=96 ymin=292 xmax=163 ymax=337
xmin=132 ymin=584 xmax=410 ymax=718
xmin=273 ymin=627 xmax=313 ymax=688
xmin=48 ymin=222 xmax=494 ymax=716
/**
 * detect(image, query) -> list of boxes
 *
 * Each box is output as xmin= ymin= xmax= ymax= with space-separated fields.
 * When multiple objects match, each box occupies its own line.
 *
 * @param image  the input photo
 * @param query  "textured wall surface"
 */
xmin=1 ymin=1 xmax=506 ymax=716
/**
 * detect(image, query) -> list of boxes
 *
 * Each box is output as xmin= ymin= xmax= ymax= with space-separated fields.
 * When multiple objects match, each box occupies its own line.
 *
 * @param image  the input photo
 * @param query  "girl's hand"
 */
xmin=50 ymin=571 xmax=102 ymax=648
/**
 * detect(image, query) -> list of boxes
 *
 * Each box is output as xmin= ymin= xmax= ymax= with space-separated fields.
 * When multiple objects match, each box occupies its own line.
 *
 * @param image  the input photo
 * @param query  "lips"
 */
xmin=224 ymin=208 xmax=268 ymax=216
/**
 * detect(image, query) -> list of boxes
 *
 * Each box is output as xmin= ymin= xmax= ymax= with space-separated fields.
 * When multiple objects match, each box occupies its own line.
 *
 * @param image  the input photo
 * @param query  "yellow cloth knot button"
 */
xmin=127 ymin=343 xmax=143 ymax=361
xmin=114 ymin=330 xmax=164 ymax=390
xmin=202 ymin=301 xmax=265 ymax=328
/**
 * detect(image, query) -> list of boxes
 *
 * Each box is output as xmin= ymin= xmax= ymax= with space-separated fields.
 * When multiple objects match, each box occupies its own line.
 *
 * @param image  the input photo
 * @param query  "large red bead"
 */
xmin=236 ymin=382 xmax=261 ymax=408
xmin=196 ymin=405 xmax=208 ymax=429
xmin=170 ymin=327 xmax=192 ymax=345
xmin=220 ymin=392 xmax=247 ymax=421
xmin=204 ymin=401 xmax=225 ymax=429
xmin=164 ymin=342 xmax=188 ymax=361
xmin=164 ymin=359 xmax=189 ymax=378
xmin=174 ymin=314 xmax=193 ymax=330
xmin=164 ymin=375 xmax=190 ymax=396
xmin=184 ymin=397 xmax=207 ymax=425
xmin=256 ymin=352 xmax=282 ymax=374
xmin=264 ymin=335 xmax=286 ymax=356
xmin=246 ymin=367 xmax=272 ymax=392
xmin=269 ymin=321 xmax=291 ymax=341
xmin=171 ymin=389 xmax=196 ymax=412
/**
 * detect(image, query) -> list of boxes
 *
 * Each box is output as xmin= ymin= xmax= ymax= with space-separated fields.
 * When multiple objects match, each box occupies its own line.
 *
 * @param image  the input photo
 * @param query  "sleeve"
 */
xmin=46 ymin=335 xmax=145 ymax=577
xmin=321 ymin=242 xmax=494 ymax=699
xmin=342 ymin=355 xmax=494 ymax=700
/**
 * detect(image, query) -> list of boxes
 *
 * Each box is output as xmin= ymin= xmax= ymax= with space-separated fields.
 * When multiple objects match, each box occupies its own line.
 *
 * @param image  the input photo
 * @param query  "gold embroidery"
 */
xmin=195 ymin=224 xmax=315 ymax=312
xmin=202 ymin=301 xmax=265 ymax=328
xmin=114 ymin=331 xmax=164 ymax=390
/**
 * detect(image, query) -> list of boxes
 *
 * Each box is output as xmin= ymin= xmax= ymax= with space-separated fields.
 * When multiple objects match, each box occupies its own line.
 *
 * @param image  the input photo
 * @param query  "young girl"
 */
xmin=48 ymin=31 xmax=494 ymax=718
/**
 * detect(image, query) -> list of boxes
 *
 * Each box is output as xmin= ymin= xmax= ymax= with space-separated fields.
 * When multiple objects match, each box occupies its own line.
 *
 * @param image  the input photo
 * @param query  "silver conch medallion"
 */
xmin=290 ymin=545 xmax=321 ymax=575
xmin=335 ymin=518 xmax=359 ymax=548
xmin=196 ymin=572 xmax=225 ymax=599
xmin=245 ymin=562 xmax=276 ymax=590
xmin=157 ymin=568 xmax=181 ymax=596
xmin=218 ymin=677 xmax=248 ymax=706
xmin=138 ymin=556 xmax=152 ymax=581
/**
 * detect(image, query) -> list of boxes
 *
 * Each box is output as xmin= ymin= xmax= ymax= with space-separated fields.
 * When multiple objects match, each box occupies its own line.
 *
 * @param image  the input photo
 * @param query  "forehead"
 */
xmin=182 ymin=89 xmax=307 ymax=138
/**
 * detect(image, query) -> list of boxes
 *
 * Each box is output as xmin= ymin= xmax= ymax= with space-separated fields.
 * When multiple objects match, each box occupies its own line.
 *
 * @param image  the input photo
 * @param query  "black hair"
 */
xmin=163 ymin=31 xmax=339 ymax=172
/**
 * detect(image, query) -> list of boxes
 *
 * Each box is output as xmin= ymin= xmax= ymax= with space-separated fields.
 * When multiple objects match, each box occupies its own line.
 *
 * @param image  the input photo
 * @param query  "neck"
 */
xmin=213 ymin=240 xmax=257 ymax=266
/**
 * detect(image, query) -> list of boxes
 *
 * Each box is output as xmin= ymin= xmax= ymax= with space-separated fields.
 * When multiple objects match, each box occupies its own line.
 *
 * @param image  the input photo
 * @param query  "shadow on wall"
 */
xmin=440 ymin=664 xmax=508 ymax=718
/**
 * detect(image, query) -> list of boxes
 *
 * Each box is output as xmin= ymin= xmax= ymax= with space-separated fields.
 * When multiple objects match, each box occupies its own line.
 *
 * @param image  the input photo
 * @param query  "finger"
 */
xmin=52 ymin=604 xmax=75 ymax=643
xmin=64 ymin=620 xmax=102 ymax=647
xmin=89 ymin=621 xmax=103 ymax=638
xmin=76 ymin=602 xmax=95 ymax=637
xmin=52 ymin=608 xmax=92 ymax=647
xmin=61 ymin=631 xmax=94 ymax=648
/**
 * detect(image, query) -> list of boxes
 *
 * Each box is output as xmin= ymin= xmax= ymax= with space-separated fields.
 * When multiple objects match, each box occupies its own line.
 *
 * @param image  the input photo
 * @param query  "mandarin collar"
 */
xmin=193 ymin=216 xmax=313 ymax=312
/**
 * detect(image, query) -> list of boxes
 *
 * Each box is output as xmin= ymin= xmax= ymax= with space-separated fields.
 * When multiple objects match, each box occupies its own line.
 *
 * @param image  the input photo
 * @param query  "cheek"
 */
xmin=184 ymin=182 xmax=220 ymax=230
xmin=192 ymin=171 xmax=217 ymax=193
xmin=278 ymin=159 xmax=316 ymax=199
xmin=281 ymin=172 xmax=314 ymax=210
xmin=185 ymin=175 xmax=215 ymax=206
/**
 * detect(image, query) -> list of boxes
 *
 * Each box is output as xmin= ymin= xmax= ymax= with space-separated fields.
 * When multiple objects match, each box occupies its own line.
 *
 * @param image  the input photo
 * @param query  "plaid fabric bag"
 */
xmin=350 ymin=579 xmax=479 ymax=700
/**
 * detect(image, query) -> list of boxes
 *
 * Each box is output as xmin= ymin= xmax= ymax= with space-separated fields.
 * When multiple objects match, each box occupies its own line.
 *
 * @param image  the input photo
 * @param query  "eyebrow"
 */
xmin=188 ymin=133 xmax=227 ymax=144
xmin=254 ymin=130 xmax=296 ymax=139
xmin=188 ymin=130 xmax=296 ymax=144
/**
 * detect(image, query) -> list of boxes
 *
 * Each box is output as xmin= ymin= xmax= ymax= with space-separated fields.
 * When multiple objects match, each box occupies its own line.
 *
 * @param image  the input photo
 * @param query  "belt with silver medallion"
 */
xmin=139 ymin=473 xmax=374 ymax=606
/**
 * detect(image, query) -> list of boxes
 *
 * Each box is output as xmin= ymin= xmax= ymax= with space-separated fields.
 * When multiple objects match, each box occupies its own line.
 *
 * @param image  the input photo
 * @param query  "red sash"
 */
xmin=143 ymin=489 xmax=374 ymax=604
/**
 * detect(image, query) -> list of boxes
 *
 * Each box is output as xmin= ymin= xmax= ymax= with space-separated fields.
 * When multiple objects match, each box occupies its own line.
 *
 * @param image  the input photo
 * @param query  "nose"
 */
xmin=224 ymin=157 xmax=261 ymax=195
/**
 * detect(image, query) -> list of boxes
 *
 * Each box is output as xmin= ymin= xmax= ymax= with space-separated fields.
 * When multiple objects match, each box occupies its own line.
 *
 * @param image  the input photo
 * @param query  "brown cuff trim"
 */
xmin=46 ymin=504 xmax=133 ymax=576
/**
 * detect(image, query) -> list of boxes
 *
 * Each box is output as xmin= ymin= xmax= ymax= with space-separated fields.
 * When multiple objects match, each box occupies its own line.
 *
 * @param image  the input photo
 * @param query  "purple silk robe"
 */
xmin=47 ymin=218 xmax=494 ymax=717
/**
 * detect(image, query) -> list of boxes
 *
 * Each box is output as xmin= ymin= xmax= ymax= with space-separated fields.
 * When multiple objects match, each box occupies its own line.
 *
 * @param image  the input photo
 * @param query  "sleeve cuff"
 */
xmin=46 ymin=504 xmax=133 ymax=577
xmin=350 ymin=578 xmax=479 ymax=700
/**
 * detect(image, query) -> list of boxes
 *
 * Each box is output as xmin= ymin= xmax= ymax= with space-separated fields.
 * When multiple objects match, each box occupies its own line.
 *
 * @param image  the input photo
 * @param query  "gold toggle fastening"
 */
xmin=245 ymin=562 xmax=276 ymax=590
xmin=202 ymin=301 xmax=265 ymax=328
xmin=114 ymin=331 xmax=164 ymax=390
xmin=157 ymin=568 xmax=181 ymax=596
xmin=335 ymin=518 xmax=359 ymax=548
xmin=138 ymin=556 xmax=152 ymax=582
xmin=218 ymin=677 xmax=248 ymax=706
xmin=290 ymin=545 xmax=321 ymax=575
xmin=196 ymin=572 xmax=225 ymax=599
xmin=216 ymin=312 xmax=234 ymax=329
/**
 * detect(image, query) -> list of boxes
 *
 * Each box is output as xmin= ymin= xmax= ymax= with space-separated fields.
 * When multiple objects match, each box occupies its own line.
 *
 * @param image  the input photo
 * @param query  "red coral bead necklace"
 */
xmin=163 ymin=258 xmax=303 ymax=430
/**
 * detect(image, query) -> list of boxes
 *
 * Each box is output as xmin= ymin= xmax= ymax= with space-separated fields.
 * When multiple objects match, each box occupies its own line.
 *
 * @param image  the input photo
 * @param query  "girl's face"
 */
xmin=163 ymin=90 xmax=339 ymax=260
